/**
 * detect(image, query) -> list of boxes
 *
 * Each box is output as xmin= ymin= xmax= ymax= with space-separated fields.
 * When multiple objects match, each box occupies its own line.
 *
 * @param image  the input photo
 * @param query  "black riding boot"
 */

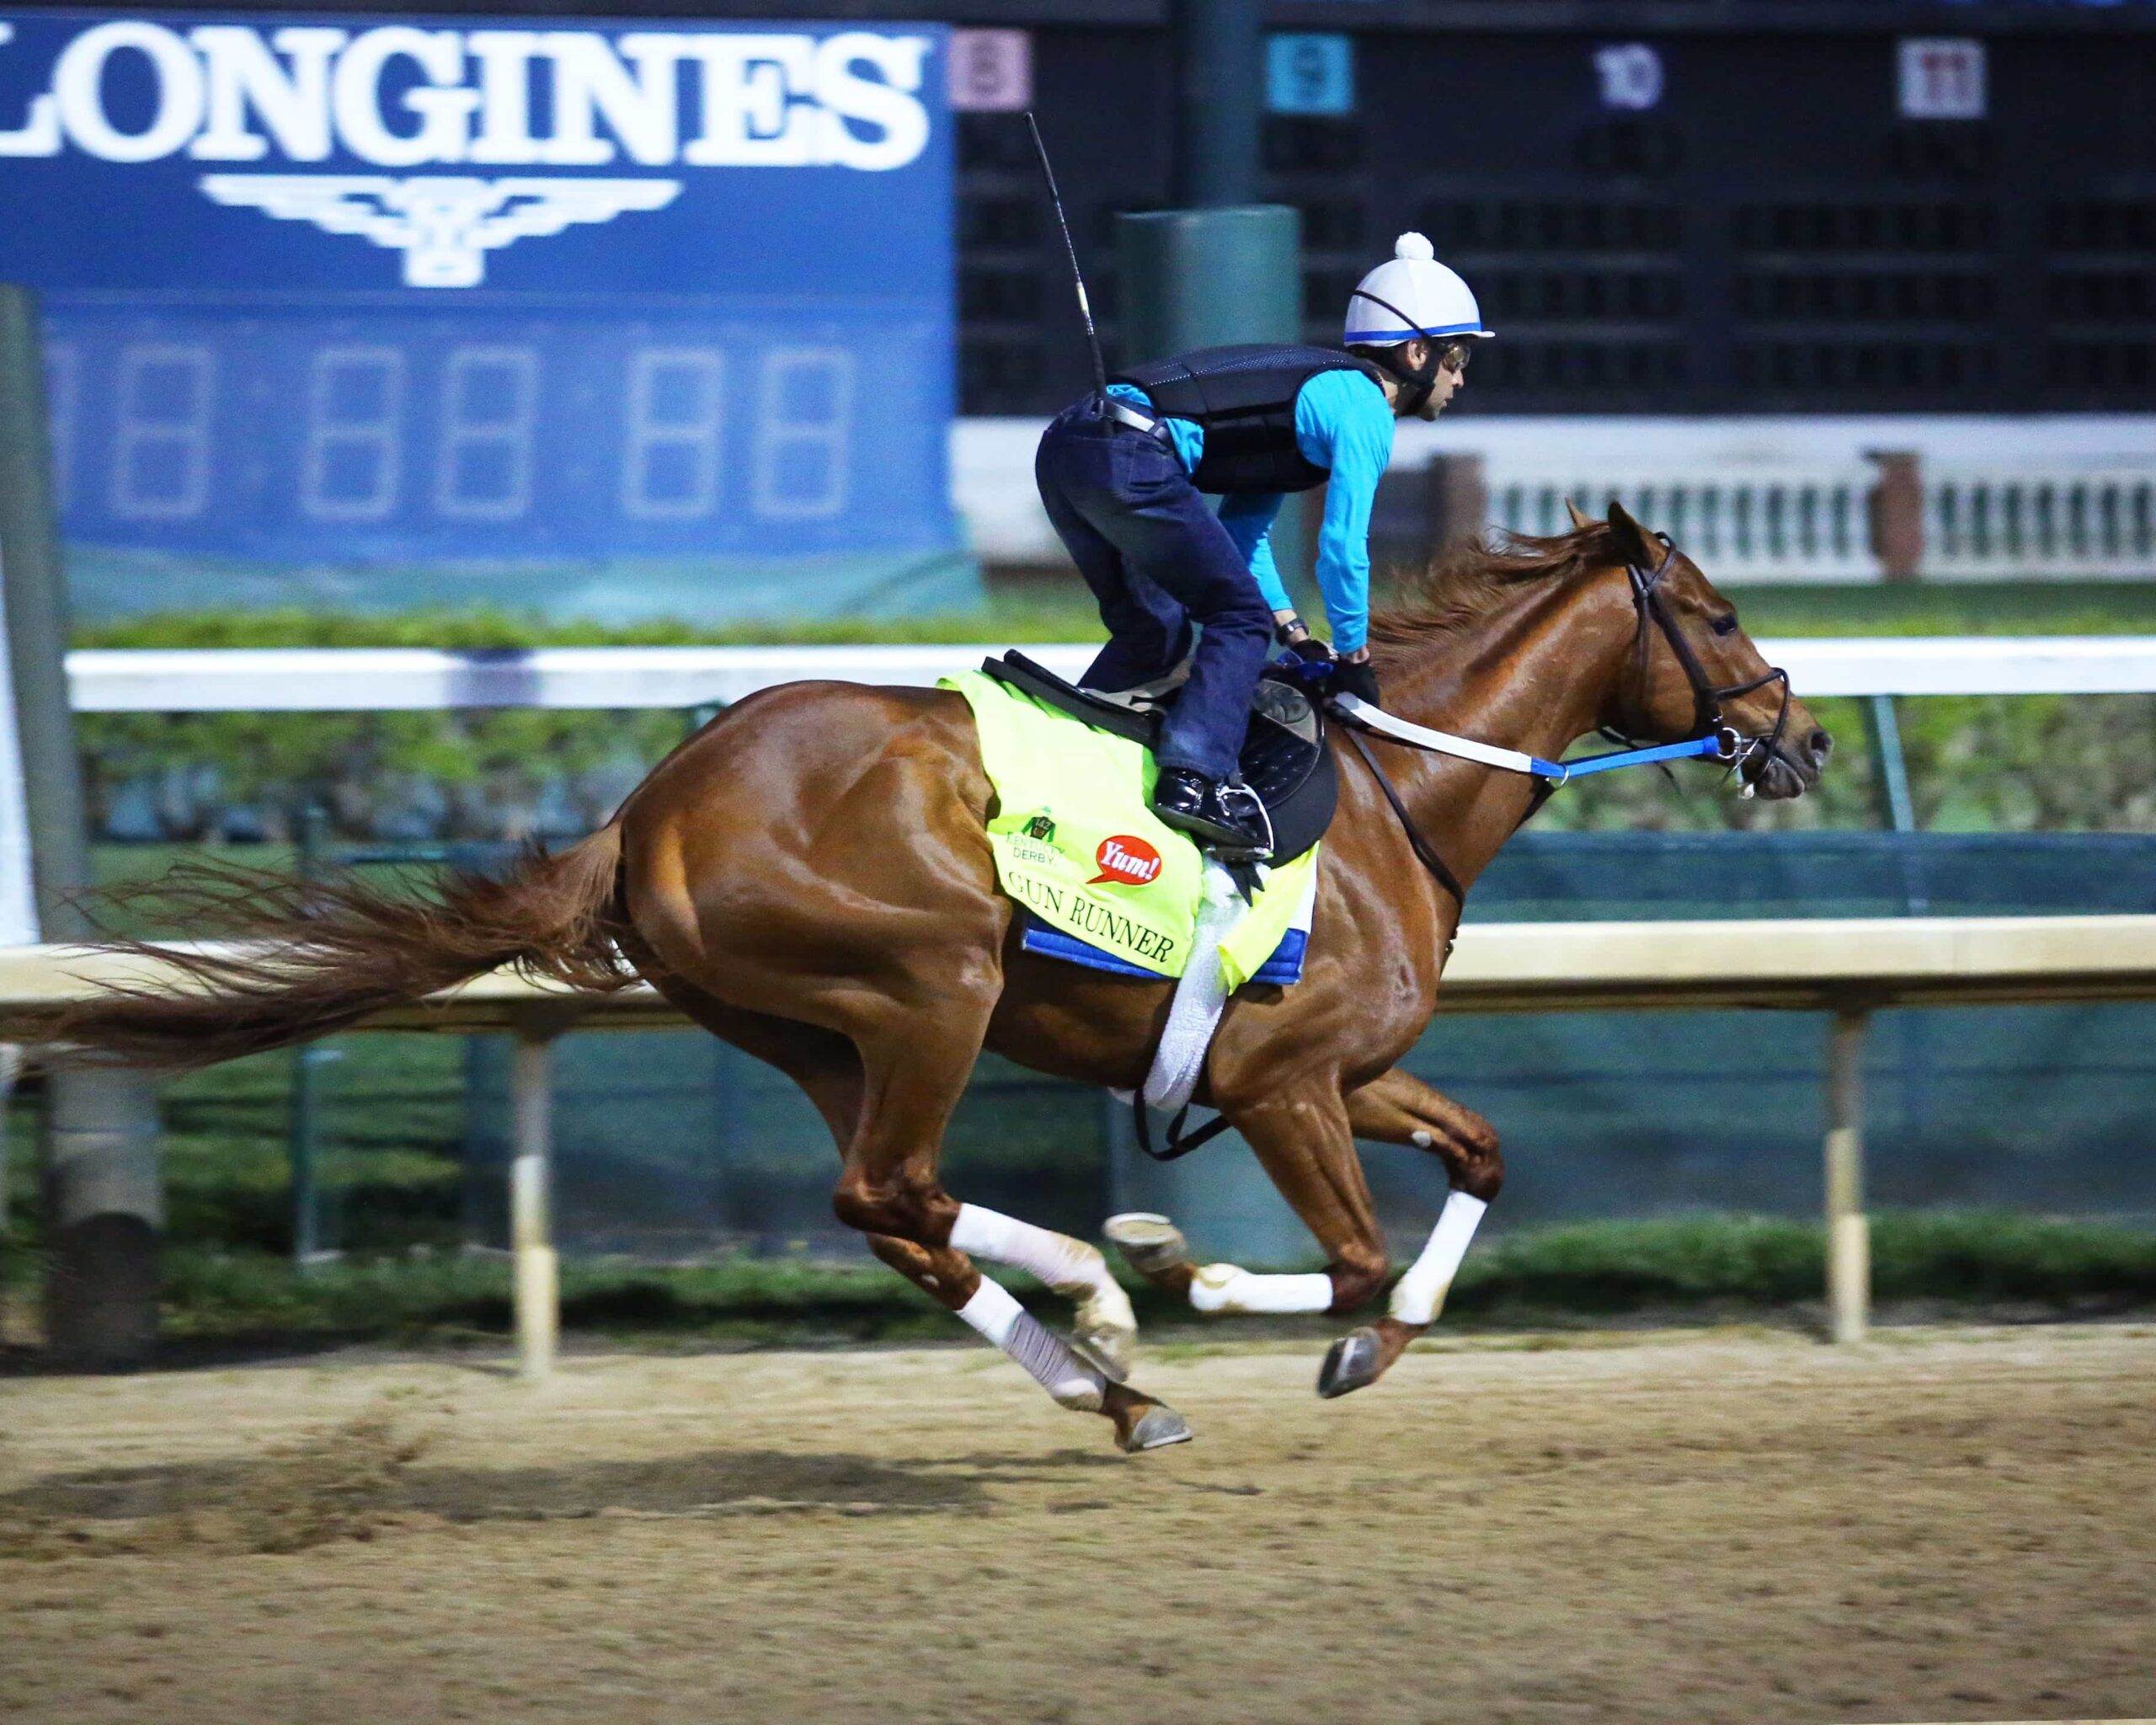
xmin=1152 ymin=769 xmax=1273 ymax=858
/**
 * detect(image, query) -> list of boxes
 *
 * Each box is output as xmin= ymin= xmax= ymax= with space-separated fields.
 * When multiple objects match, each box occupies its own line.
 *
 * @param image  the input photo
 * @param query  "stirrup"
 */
xmin=1209 ymin=780 xmax=1273 ymax=862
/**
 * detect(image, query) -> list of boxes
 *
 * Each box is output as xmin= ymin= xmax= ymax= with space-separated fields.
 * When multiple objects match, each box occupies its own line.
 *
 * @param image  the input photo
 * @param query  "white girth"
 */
xmin=1136 ymin=857 xmax=1320 ymax=1114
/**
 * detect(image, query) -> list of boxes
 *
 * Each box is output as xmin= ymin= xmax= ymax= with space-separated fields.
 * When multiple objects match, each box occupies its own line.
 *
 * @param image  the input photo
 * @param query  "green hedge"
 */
xmin=1545 ymin=690 xmax=2156 ymax=832
xmin=75 ymin=1210 xmax=2156 ymax=1348
xmin=74 ymin=601 xmax=1110 ymax=840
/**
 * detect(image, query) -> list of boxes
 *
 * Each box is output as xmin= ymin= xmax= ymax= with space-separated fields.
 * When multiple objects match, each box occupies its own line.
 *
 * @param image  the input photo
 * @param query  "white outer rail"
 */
xmin=1486 ymin=468 xmax=2156 ymax=584
xmin=1489 ymin=467 xmax=1879 ymax=583
xmin=961 ymin=411 xmax=2156 ymax=578
xmin=61 ymin=636 xmax=2156 ymax=713
xmin=12 ymin=913 xmax=2156 ymax=1370
xmin=954 ymin=414 xmax=2156 ymax=580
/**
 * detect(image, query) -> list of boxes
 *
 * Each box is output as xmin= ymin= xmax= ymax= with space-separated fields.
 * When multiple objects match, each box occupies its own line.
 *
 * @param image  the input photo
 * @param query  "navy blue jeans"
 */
xmin=1033 ymin=399 xmax=1273 ymax=782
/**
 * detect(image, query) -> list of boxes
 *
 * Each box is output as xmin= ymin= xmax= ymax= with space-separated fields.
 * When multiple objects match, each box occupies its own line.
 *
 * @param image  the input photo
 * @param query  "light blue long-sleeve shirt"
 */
xmin=1105 ymin=366 xmax=1393 ymax=654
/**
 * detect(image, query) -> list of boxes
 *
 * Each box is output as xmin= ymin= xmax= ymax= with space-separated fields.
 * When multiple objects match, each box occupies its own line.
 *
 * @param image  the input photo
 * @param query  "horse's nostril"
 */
xmin=1806 ymin=729 xmax=1833 ymax=763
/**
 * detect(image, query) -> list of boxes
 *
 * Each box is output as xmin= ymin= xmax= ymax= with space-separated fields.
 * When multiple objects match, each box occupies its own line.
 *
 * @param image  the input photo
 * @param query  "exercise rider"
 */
xmin=1032 ymin=232 xmax=1492 ymax=857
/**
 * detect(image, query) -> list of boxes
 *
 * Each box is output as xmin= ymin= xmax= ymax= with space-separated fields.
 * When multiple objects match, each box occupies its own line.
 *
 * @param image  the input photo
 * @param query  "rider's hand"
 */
xmin=1275 ymin=613 xmax=1324 ymax=659
xmin=1334 ymin=656 xmax=1381 ymax=708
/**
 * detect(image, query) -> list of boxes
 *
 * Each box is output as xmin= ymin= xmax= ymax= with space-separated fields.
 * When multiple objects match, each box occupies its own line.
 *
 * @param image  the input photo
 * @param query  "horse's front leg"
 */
xmin=1317 ymin=1065 xmax=1505 ymax=1396
xmin=1107 ymin=1081 xmax=1392 ymax=1385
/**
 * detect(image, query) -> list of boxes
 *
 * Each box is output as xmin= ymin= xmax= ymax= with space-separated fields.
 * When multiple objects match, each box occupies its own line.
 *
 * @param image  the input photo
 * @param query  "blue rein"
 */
xmin=1527 ymin=732 xmax=1735 ymax=782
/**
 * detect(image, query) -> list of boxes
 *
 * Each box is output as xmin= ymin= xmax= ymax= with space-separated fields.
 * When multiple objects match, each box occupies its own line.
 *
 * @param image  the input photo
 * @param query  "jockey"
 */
xmin=1033 ymin=232 xmax=1492 ymax=855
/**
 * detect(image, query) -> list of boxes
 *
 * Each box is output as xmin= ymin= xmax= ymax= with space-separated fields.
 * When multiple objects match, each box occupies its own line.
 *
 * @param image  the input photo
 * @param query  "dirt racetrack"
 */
xmin=3 ymin=1323 xmax=2153 ymax=1725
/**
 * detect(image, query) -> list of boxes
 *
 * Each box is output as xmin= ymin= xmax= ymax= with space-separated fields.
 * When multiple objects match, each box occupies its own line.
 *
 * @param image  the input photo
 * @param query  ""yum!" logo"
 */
xmin=1090 ymin=835 xmax=1163 ymax=887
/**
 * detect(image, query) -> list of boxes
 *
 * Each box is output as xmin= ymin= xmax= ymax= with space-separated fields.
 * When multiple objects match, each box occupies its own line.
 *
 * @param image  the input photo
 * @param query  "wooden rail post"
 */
xmin=1825 ymin=1009 xmax=1871 ymax=1343
xmin=1865 ymin=450 xmax=1924 ymax=582
xmin=510 ymin=1028 xmax=558 ymax=1380
xmin=1427 ymin=452 xmax=1489 ymax=554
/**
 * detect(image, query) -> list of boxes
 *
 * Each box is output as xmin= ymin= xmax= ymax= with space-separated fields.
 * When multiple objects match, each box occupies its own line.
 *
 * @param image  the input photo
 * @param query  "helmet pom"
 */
xmin=1394 ymin=232 xmax=1435 ymax=262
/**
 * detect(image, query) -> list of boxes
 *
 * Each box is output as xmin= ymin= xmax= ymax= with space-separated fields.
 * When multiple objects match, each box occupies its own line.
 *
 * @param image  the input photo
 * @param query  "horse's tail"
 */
xmin=18 ymin=825 xmax=631 ymax=1069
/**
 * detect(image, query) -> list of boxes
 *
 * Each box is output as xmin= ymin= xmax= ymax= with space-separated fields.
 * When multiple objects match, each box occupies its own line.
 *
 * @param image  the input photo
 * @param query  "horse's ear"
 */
xmin=1605 ymin=499 xmax=1659 ymax=569
xmin=1565 ymin=499 xmax=1595 ymax=531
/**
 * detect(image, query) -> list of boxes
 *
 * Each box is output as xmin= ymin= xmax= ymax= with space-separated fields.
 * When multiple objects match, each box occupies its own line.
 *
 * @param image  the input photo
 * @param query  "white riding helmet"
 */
xmin=1343 ymin=232 xmax=1494 ymax=346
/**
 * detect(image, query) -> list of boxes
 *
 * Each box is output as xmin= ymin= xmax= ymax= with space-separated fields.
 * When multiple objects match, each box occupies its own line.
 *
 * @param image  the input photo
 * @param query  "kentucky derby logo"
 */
xmin=1090 ymin=836 xmax=1162 ymax=887
xmin=200 ymin=174 xmax=680 ymax=287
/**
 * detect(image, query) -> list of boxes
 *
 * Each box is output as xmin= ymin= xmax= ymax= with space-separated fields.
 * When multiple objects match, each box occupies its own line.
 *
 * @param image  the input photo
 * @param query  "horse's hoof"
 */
xmin=1316 ymin=1327 xmax=1385 ymax=1399
xmin=1105 ymin=1212 xmax=1191 ymax=1279
xmin=1118 ymin=1404 xmax=1193 ymax=1453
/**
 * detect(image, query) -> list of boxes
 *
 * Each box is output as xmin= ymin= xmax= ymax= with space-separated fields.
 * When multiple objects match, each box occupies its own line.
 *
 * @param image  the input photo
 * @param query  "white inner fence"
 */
xmin=61 ymin=637 xmax=2156 ymax=712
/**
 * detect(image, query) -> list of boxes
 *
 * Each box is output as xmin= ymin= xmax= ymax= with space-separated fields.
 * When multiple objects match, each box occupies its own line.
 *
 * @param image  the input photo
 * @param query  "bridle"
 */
xmin=1616 ymin=534 xmax=1793 ymax=791
xmin=1332 ymin=530 xmax=1795 ymax=922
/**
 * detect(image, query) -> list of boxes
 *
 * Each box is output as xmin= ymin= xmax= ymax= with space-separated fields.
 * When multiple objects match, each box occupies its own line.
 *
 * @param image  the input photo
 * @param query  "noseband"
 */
xmin=1621 ymin=535 xmax=1793 ymax=787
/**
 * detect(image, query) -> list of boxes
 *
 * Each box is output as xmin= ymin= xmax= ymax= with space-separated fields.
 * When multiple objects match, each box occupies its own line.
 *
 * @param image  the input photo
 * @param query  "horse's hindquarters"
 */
xmin=614 ymin=681 xmax=1008 ymax=1027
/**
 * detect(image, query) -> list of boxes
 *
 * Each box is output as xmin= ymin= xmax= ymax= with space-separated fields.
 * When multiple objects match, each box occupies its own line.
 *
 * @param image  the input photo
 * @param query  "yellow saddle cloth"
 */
xmin=940 ymin=669 xmax=1318 ymax=989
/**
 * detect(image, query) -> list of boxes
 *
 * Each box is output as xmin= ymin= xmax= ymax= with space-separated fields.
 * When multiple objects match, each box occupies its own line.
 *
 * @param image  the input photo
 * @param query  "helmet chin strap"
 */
xmin=1347 ymin=287 xmax=1444 ymax=414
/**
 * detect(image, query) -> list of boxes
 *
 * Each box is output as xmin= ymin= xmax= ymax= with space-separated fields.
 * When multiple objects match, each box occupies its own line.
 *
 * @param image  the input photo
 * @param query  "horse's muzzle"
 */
xmin=1742 ymin=727 xmax=1831 ymax=799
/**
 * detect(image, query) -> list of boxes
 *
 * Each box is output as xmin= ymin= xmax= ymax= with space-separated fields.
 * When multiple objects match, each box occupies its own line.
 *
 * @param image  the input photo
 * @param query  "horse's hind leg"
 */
xmin=643 ymin=973 xmax=1180 ymax=1451
xmin=832 ymin=1007 xmax=1182 ymax=1451
xmin=1320 ymin=1066 xmax=1505 ymax=1395
xmin=864 ymin=1233 xmax=1185 ymax=1453
xmin=945 ymin=1206 xmax=1135 ymax=1379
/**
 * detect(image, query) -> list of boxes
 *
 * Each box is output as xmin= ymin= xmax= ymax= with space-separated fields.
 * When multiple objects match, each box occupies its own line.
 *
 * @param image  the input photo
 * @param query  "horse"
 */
xmin=18 ymin=502 xmax=1828 ymax=1453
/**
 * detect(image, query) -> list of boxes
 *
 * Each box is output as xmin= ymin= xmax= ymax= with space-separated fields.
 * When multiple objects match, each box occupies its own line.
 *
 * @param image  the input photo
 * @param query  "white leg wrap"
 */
xmin=955 ymin=1279 xmax=1106 ymax=1411
xmin=950 ymin=1202 xmax=1139 ymax=1376
xmin=1389 ymin=1190 xmax=1489 ymax=1327
xmin=952 ymin=1203 xmax=1116 ymax=1302
xmin=1188 ymin=1265 xmax=1335 ymax=1315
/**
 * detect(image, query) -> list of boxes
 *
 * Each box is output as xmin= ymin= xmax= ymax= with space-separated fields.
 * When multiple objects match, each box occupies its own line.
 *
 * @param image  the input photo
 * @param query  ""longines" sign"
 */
xmin=0 ymin=13 xmax=945 ymax=288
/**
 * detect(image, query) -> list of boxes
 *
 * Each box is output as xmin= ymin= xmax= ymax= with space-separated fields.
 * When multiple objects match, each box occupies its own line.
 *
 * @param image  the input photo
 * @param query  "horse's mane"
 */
xmin=1369 ymin=522 xmax=1620 ymax=649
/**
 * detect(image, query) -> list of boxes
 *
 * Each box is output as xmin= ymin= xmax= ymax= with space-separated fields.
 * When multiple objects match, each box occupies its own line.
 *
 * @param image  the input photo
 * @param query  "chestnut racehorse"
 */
xmin=21 ymin=505 xmax=1828 ymax=1451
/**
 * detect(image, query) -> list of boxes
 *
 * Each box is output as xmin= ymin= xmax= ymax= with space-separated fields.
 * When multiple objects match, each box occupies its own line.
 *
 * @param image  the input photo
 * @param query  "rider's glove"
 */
xmin=1334 ymin=657 xmax=1382 ymax=708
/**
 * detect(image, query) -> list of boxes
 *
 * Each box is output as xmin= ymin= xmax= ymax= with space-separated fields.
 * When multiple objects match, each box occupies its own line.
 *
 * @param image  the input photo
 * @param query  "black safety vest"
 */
xmin=1110 ymin=344 xmax=1386 ymax=495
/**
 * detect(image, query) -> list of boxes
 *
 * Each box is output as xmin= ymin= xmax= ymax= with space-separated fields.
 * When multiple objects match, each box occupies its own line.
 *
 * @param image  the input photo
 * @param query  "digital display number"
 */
xmin=42 ymin=304 xmax=947 ymax=560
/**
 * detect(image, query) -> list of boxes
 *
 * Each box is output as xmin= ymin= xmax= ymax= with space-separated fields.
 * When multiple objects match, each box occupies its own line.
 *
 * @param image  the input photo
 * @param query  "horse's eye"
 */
xmin=1710 ymin=613 xmax=1740 ymax=637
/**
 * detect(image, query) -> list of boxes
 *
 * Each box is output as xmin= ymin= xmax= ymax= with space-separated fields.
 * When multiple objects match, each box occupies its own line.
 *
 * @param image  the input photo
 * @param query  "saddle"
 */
xmin=979 ymin=650 xmax=1337 ymax=866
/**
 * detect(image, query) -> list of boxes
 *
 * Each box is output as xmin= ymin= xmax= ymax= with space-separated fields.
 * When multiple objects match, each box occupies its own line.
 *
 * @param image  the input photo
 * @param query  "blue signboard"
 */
xmin=0 ymin=11 xmax=953 ymax=585
xmin=1265 ymin=34 xmax=1353 ymax=117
